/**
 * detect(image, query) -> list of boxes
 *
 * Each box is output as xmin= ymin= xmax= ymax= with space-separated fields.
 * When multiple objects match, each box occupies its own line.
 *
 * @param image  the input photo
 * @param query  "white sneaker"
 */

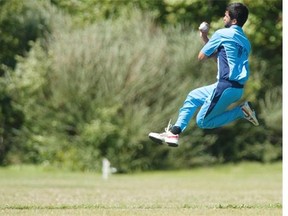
xmin=241 ymin=101 xmax=259 ymax=126
xmin=148 ymin=120 xmax=179 ymax=147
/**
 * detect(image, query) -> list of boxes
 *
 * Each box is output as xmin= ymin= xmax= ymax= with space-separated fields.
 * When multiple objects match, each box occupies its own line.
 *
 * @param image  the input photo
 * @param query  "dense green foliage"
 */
xmin=0 ymin=0 xmax=50 ymax=72
xmin=0 ymin=0 xmax=282 ymax=172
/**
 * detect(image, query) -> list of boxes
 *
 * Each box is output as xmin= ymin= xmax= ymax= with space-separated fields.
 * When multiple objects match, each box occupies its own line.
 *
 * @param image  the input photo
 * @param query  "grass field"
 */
xmin=0 ymin=162 xmax=282 ymax=216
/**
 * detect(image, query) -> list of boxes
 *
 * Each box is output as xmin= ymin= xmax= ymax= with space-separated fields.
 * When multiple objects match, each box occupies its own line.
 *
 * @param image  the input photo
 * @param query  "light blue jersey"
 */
xmin=201 ymin=25 xmax=251 ymax=85
xmin=174 ymin=25 xmax=251 ymax=130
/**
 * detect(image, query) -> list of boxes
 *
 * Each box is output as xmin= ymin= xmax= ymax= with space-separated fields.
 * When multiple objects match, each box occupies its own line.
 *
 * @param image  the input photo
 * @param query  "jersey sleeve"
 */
xmin=200 ymin=31 xmax=222 ymax=57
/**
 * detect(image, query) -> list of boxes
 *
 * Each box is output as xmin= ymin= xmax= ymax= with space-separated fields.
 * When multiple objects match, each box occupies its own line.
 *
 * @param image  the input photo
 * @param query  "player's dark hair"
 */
xmin=226 ymin=2 xmax=249 ymax=27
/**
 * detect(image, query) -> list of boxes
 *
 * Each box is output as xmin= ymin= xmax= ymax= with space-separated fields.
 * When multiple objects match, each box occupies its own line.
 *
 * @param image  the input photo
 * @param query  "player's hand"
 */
xmin=198 ymin=22 xmax=209 ymax=44
xmin=199 ymin=30 xmax=208 ymax=38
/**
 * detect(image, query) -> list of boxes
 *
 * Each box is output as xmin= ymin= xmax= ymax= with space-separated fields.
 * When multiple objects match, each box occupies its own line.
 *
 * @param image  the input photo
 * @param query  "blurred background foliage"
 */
xmin=0 ymin=0 xmax=282 ymax=172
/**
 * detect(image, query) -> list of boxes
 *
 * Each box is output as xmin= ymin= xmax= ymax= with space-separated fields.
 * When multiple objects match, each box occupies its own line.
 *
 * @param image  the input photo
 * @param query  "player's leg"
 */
xmin=148 ymin=83 xmax=216 ymax=147
xmin=196 ymin=87 xmax=243 ymax=128
xmin=173 ymin=83 xmax=217 ymax=132
xmin=196 ymin=80 xmax=259 ymax=128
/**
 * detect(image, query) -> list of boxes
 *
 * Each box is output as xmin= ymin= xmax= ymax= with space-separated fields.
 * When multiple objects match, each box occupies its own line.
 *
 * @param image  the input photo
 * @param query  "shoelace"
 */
xmin=164 ymin=119 xmax=173 ymax=133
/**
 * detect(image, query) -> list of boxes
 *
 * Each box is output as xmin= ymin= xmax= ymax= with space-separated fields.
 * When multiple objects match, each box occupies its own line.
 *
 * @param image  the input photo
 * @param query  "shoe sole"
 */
xmin=242 ymin=102 xmax=259 ymax=126
xmin=166 ymin=142 xmax=178 ymax=147
xmin=148 ymin=135 xmax=179 ymax=147
xmin=148 ymin=135 xmax=164 ymax=145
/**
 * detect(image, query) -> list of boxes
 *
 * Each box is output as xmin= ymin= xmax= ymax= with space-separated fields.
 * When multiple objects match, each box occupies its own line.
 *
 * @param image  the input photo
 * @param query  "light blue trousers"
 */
xmin=174 ymin=82 xmax=245 ymax=131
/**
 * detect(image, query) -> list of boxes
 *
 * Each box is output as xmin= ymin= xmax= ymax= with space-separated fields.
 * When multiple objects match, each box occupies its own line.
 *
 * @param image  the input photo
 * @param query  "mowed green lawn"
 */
xmin=0 ymin=162 xmax=282 ymax=216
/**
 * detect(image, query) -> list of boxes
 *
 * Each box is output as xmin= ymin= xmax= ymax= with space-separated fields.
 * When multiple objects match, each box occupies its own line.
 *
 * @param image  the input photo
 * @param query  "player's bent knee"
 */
xmin=196 ymin=117 xmax=213 ymax=129
xmin=196 ymin=117 xmax=205 ymax=129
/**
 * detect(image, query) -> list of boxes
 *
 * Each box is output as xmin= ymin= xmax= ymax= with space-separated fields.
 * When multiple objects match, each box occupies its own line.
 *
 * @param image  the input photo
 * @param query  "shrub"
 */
xmin=6 ymin=6 xmax=281 ymax=172
xmin=7 ymin=8 xmax=218 ymax=171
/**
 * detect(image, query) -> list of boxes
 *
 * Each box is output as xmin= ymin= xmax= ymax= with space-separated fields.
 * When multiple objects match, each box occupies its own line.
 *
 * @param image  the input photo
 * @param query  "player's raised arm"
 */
xmin=198 ymin=22 xmax=217 ymax=62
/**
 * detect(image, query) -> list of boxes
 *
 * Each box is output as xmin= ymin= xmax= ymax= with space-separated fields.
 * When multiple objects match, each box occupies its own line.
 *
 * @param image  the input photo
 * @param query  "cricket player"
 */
xmin=149 ymin=2 xmax=259 ymax=147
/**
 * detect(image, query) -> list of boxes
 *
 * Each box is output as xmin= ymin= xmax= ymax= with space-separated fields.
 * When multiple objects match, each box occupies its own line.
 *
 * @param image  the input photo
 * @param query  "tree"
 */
xmin=0 ymin=0 xmax=50 ymax=71
xmin=0 ymin=0 xmax=50 ymax=164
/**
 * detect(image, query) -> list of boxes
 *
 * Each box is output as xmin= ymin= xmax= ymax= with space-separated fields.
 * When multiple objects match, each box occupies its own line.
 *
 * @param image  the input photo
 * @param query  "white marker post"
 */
xmin=102 ymin=158 xmax=117 ymax=180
